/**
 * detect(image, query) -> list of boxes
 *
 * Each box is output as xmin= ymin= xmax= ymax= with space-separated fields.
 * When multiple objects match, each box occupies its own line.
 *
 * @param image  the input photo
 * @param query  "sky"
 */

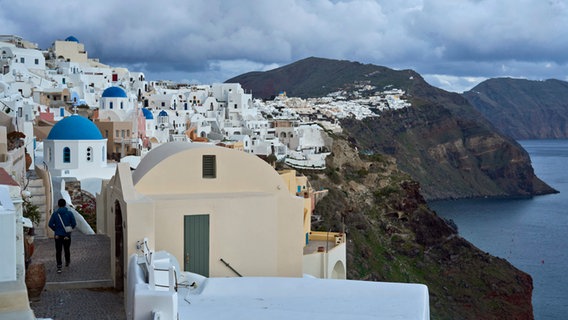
xmin=1 ymin=0 xmax=567 ymax=93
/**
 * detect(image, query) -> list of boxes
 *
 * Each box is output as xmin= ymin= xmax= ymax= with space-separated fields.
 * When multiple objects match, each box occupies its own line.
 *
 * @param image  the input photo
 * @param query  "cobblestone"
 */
xmin=29 ymin=232 xmax=125 ymax=319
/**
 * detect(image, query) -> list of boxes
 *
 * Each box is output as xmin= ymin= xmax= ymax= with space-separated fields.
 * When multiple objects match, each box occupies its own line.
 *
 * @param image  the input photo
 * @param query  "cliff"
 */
xmin=463 ymin=78 xmax=568 ymax=139
xmin=340 ymin=103 xmax=556 ymax=200
xmin=229 ymin=57 xmax=556 ymax=200
xmin=303 ymin=138 xmax=534 ymax=319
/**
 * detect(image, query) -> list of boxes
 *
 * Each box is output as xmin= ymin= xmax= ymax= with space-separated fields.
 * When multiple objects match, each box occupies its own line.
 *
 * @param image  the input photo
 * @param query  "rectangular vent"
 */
xmin=202 ymin=155 xmax=216 ymax=179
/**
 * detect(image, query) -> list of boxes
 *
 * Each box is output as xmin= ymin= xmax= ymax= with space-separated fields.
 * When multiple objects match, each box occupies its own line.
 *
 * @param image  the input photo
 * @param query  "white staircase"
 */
xmin=25 ymin=172 xmax=48 ymax=239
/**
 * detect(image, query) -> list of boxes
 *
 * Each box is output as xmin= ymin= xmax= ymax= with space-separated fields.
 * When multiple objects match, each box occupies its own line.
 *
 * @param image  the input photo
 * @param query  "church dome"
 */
xmin=102 ymin=86 xmax=128 ymax=98
xmin=142 ymin=108 xmax=154 ymax=120
xmin=47 ymin=115 xmax=103 ymax=140
xmin=158 ymin=110 xmax=168 ymax=117
xmin=65 ymin=36 xmax=80 ymax=43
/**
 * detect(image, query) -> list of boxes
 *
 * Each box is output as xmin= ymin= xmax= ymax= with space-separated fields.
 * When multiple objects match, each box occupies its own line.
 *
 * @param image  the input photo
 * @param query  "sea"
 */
xmin=429 ymin=140 xmax=568 ymax=320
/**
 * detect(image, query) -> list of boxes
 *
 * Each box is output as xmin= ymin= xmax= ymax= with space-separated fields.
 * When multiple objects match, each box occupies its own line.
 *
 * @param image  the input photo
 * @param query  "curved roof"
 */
xmin=142 ymin=108 xmax=154 ymax=120
xmin=131 ymin=142 xmax=285 ymax=194
xmin=158 ymin=110 xmax=168 ymax=117
xmin=65 ymin=36 xmax=80 ymax=43
xmin=133 ymin=142 xmax=209 ymax=185
xmin=102 ymin=86 xmax=127 ymax=98
xmin=47 ymin=115 xmax=103 ymax=140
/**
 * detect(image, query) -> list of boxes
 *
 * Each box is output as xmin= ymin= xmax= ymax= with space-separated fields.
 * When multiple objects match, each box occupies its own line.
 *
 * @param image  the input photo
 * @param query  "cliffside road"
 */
xmin=29 ymin=232 xmax=125 ymax=319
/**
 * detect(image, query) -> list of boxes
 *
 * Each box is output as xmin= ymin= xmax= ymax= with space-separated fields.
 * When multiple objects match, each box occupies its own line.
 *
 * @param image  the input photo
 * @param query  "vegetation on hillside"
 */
xmin=300 ymin=137 xmax=533 ymax=319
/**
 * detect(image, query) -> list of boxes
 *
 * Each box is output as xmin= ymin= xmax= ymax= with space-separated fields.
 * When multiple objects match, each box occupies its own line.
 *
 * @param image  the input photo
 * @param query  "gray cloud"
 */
xmin=1 ymin=0 xmax=567 ymax=91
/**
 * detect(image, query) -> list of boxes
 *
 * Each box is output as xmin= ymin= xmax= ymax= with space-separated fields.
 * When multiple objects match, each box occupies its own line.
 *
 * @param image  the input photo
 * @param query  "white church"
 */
xmin=42 ymin=114 xmax=111 ymax=180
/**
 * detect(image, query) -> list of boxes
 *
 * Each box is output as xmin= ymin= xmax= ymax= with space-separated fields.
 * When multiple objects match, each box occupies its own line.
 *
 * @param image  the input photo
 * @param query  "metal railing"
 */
xmin=219 ymin=258 xmax=242 ymax=277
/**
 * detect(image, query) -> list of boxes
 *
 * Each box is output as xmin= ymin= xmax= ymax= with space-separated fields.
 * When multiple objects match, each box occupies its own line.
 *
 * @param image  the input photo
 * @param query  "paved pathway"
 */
xmin=28 ymin=232 xmax=125 ymax=319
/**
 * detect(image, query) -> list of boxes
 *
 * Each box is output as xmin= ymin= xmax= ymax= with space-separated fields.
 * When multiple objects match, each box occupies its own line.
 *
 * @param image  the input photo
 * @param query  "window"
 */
xmin=63 ymin=147 xmax=71 ymax=163
xmin=116 ymin=130 xmax=119 ymax=137
xmin=120 ymin=102 xmax=124 ymax=109
xmin=202 ymin=155 xmax=216 ymax=178
xmin=109 ymin=102 xmax=113 ymax=109
xmin=34 ymin=58 xmax=39 ymax=65
xmin=105 ymin=130 xmax=109 ymax=138
xmin=86 ymin=147 xmax=93 ymax=162
xmin=161 ymin=102 xmax=165 ymax=107
xmin=20 ymin=57 xmax=24 ymax=63
xmin=102 ymin=146 xmax=105 ymax=161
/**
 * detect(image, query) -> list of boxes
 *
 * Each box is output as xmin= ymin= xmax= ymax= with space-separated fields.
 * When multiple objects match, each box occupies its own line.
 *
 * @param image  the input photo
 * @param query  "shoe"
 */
xmin=65 ymin=262 xmax=70 ymax=267
xmin=57 ymin=268 xmax=62 ymax=274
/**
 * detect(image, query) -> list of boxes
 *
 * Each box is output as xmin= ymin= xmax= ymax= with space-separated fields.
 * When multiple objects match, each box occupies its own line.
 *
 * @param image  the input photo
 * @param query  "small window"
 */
xmin=109 ymin=102 xmax=113 ymax=109
xmin=63 ymin=147 xmax=71 ymax=163
xmin=202 ymin=155 xmax=216 ymax=179
xmin=20 ymin=57 xmax=24 ymax=63
xmin=34 ymin=58 xmax=39 ymax=65
xmin=120 ymin=102 xmax=124 ymax=109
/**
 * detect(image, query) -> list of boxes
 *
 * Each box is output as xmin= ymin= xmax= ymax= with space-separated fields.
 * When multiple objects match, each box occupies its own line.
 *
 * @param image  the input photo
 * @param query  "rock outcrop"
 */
xmin=305 ymin=138 xmax=534 ymax=319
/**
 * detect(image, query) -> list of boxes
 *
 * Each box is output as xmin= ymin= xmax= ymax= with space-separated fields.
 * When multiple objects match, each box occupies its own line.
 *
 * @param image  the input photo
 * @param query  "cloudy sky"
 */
xmin=1 ymin=0 xmax=567 ymax=92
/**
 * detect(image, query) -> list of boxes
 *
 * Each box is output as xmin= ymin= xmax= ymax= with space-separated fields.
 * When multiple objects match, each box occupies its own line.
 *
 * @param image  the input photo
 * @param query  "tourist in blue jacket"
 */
xmin=48 ymin=199 xmax=77 ymax=273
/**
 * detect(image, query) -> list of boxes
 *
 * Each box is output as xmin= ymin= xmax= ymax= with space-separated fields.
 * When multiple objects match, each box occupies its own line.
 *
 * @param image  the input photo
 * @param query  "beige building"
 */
xmin=98 ymin=142 xmax=305 ymax=289
xmin=51 ymin=37 xmax=88 ymax=63
xmin=95 ymin=120 xmax=136 ymax=159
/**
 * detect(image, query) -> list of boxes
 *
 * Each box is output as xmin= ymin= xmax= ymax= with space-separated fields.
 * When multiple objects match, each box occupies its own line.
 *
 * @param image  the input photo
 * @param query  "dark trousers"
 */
xmin=54 ymin=235 xmax=71 ymax=267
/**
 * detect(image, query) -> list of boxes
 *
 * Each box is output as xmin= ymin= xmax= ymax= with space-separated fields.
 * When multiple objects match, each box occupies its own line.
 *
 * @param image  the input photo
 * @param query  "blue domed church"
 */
xmin=43 ymin=115 xmax=108 ymax=178
xmin=99 ymin=86 xmax=135 ymax=122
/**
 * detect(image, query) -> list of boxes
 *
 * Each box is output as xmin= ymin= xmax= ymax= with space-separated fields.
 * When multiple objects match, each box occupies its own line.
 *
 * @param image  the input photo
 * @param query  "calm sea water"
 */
xmin=429 ymin=140 xmax=568 ymax=320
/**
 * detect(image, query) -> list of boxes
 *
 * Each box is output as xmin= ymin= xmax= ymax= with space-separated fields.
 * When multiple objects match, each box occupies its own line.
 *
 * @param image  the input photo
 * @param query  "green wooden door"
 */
xmin=184 ymin=215 xmax=210 ymax=276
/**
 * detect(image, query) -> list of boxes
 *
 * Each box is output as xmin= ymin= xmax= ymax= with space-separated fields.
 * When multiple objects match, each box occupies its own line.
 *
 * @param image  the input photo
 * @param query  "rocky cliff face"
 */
xmin=304 ymin=138 xmax=534 ymax=319
xmin=228 ymin=57 xmax=556 ymax=200
xmin=340 ymin=101 xmax=556 ymax=200
xmin=463 ymin=78 xmax=568 ymax=139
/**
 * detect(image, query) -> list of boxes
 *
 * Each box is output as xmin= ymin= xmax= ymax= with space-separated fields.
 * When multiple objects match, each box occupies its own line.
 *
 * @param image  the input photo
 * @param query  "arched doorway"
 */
xmin=114 ymin=200 xmax=124 ymax=291
xmin=331 ymin=261 xmax=346 ymax=279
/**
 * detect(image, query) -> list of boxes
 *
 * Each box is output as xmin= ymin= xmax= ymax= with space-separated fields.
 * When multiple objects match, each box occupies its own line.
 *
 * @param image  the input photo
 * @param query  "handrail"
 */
xmin=219 ymin=258 xmax=242 ymax=277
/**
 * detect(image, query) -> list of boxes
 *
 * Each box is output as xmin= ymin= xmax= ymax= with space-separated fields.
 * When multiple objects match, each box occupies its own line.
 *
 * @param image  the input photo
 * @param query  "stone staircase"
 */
xmin=25 ymin=171 xmax=49 ymax=239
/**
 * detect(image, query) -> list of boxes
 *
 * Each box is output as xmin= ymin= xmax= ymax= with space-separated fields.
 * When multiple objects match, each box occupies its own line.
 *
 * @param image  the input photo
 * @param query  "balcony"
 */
xmin=303 ymin=231 xmax=345 ymax=255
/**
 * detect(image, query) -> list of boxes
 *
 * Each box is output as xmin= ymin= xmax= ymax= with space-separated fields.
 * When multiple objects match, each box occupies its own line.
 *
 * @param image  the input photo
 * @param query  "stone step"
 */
xmin=28 ymin=197 xmax=45 ymax=206
xmin=26 ymin=178 xmax=45 ymax=188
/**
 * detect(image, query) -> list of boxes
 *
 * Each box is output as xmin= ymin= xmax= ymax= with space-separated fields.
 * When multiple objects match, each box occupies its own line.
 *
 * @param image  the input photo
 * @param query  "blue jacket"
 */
xmin=49 ymin=206 xmax=77 ymax=236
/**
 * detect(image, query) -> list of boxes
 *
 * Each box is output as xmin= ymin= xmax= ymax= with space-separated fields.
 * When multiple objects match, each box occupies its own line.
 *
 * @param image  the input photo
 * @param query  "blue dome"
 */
xmin=142 ymin=108 xmax=154 ymax=120
xmin=65 ymin=36 xmax=80 ymax=43
xmin=102 ymin=86 xmax=127 ymax=98
xmin=158 ymin=110 xmax=168 ymax=117
xmin=47 ymin=115 xmax=103 ymax=140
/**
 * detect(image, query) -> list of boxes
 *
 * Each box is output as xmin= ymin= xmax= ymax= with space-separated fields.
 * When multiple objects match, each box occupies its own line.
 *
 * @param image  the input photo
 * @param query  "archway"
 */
xmin=114 ymin=200 xmax=124 ymax=291
xmin=331 ymin=260 xmax=346 ymax=279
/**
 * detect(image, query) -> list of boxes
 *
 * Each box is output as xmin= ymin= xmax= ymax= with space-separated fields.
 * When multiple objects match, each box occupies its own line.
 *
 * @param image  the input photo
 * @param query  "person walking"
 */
xmin=48 ymin=199 xmax=77 ymax=273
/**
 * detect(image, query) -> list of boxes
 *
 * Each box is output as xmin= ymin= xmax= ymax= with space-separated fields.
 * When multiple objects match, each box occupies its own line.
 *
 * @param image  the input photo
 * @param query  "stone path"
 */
xmin=28 ymin=232 xmax=125 ymax=319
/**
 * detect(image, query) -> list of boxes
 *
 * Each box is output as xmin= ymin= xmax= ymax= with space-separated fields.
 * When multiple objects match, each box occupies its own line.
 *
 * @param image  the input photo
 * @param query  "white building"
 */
xmin=42 ymin=114 xmax=111 ymax=179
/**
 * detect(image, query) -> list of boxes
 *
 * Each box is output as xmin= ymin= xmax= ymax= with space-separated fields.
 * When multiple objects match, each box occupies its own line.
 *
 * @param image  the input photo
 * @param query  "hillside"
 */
xmin=230 ymin=57 xmax=556 ymax=200
xmin=226 ymin=57 xmax=416 ymax=99
xmin=463 ymin=78 xmax=568 ymax=139
xmin=302 ymin=137 xmax=533 ymax=319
